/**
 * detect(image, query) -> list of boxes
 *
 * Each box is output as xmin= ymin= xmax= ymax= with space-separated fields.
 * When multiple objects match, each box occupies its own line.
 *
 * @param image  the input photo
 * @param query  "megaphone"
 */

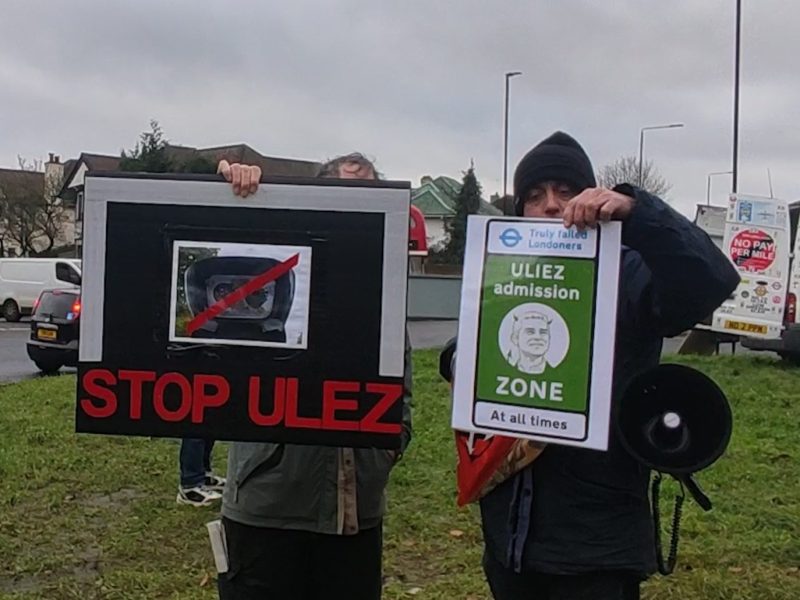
xmin=617 ymin=363 xmax=732 ymax=507
xmin=616 ymin=363 xmax=733 ymax=574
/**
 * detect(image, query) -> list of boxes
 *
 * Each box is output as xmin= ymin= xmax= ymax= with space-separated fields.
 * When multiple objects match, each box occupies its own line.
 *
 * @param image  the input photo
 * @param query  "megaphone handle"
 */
xmin=682 ymin=475 xmax=713 ymax=511
xmin=651 ymin=473 xmax=684 ymax=576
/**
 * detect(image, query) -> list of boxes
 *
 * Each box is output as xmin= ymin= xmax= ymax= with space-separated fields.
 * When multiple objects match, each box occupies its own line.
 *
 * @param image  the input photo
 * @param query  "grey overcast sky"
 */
xmin=1 ymin=0 xmax=797 ymax=216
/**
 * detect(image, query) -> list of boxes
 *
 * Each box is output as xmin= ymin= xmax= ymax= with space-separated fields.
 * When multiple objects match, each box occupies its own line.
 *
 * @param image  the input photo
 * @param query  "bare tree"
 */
xmin=18 ymin=156 xmax=43 ymax=172
xmin=0 ymin=169 xmax=41 ymax=256
xmin=596 ymin=155 xmax=672 ymax=198
xmin=0 ymin=157 xmax=67 ymax=256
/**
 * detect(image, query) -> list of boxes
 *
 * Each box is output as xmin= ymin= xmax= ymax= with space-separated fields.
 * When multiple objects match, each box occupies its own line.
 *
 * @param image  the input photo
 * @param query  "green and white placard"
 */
xmin=451 ymin=217 xmax=621 ymax=450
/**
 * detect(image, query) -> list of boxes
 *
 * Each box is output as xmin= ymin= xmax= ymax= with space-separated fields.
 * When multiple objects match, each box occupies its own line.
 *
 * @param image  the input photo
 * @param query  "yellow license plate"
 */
xmin=724 ymin=320 xmax=768 ymax=335
xmin=37 ymin=328 xmax=57 ymax=340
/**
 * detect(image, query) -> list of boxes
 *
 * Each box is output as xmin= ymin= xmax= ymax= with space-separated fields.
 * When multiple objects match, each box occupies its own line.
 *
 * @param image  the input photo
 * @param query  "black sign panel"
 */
xmin=76 ymin=173 xmax=410 ymax=448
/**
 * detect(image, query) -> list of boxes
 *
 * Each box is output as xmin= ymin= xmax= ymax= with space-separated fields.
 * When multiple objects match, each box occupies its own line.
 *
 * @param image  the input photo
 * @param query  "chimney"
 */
xmin=44 ymin=153 xmax=65 ymax=185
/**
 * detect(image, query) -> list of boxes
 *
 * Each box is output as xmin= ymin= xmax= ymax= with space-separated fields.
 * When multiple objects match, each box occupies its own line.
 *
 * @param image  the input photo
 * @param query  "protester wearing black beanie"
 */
xmin=513 ymin=131 xmax=597 ymax=216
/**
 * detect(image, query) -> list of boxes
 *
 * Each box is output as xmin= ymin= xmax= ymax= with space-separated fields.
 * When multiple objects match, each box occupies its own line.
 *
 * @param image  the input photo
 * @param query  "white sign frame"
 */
xmin=451 ymin=216 xmax=621 ymax=451
xmin=79 ymin=174 xmax=410 ymax=377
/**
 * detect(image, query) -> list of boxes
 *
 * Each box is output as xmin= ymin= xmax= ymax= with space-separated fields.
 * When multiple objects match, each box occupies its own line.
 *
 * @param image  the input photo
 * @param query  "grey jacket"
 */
xmin=222 ymin=339 xmax=412 ymax=534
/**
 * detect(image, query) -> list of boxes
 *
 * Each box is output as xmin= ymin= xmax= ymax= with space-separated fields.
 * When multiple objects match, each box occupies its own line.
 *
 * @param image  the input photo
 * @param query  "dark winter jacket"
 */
xmin=479 ymin=185 xmax=740 ymax=576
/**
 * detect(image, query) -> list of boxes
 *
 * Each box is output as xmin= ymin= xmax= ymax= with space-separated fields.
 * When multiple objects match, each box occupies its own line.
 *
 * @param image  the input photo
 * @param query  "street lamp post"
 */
xmin=503 ymin=71 xmax=522 ymax=198
xmin=732 ymin=0 xmax=742 ymax=193
xmin=638 ymin=123 xmax=684 ymax=187
xmin=706 ymin=171 xmax=733 ymax=205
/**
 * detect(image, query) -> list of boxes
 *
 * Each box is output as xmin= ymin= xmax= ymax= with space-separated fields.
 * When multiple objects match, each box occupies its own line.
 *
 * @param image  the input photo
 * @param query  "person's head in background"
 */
xmin=317 ymin=152 xmax=381 ymax=181
xmin=513 ymin=131 xmax=596 ymax=219
xmin=217 ymin=152 xmax=381 ymax=196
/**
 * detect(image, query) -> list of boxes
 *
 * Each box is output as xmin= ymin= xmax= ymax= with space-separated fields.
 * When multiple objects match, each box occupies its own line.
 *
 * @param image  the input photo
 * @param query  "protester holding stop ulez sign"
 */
xmin=214 ymin=154 xmax=413 ymax=600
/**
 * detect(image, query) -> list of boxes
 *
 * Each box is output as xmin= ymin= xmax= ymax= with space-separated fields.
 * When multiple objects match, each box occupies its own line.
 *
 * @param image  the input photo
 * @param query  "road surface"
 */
xmin=0 ymin=323 xmax=37 ymax=383
xmin=0 ymin=320 xmax=766 ymax=384
xmin=0 ymin=320 xmax=75 ymax=384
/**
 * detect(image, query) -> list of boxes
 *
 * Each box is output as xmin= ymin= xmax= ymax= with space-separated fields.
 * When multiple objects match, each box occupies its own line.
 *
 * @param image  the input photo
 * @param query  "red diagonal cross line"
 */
xmin=186 ymin=253 xmax=300 ymax=336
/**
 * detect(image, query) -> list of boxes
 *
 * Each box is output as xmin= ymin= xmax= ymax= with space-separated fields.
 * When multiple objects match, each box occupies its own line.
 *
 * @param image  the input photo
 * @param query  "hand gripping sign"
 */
xmin=451 ymin=217 xmax=621 ymax=451
xmin=76 ymin=173 xmax=410 ymax=449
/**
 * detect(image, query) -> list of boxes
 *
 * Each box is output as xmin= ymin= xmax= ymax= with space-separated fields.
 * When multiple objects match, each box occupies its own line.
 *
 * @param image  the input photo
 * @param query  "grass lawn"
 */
xmin=0 ymin=351 xmax=798 ymax=599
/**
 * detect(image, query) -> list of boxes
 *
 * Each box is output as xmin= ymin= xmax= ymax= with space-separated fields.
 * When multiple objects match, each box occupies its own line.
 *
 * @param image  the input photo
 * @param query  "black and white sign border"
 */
xmin=451 ymin=215 xmax=621 ymax=451
xmin=79 ymin=173 xmax=410 ymax=378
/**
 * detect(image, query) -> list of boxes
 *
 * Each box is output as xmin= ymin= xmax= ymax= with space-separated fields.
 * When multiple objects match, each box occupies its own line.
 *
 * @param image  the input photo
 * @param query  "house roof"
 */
xmin=57 ymin=144 xmax=321 ymax=201
xmin=82 ymin=153 xmax=121 ymax=172
xmin=61 ymin=158 xmax=77 ymax=180
xmin=412 ymin=175 xmax=501 ymax=217
xmin=58 ymin=144 xmax=320 ymax=200
xmin=190 ymin=144 xmax=320 ymax=177
xmin=58 ymin=152 xmax=120 ymax=202
xmin=0 ymin=168 xmax=45 ymax=201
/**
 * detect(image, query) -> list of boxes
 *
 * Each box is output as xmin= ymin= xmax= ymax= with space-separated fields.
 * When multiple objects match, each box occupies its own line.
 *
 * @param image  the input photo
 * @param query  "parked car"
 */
xmin=0 ymin=258 xmax=81 ymax=321
xmin=26 ymin=289 xmax=80 ymax=374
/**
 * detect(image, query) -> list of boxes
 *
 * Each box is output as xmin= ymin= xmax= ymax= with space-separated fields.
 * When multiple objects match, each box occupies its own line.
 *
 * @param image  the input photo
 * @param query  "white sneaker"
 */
xmin=177 ymin=485 xmax=222 ymax=507
xmin=204 ymin=472 xmax=226 ymax=492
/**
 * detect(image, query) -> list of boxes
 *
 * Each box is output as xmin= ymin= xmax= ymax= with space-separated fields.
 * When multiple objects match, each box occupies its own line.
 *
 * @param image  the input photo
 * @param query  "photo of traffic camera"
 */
xmin=170 ymin=241 xmax=311 ymax=349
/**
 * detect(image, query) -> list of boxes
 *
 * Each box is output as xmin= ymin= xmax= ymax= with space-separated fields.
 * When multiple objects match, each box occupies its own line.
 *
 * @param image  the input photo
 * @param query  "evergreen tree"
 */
xmin=443 ymin=164 xmax=483 ymax=264
xmin=179 ymin=155 xmax=218 ymax=174
xmin=120 ymin=121 xmax=221 ymax=174
xmin=120 ymin=120 xmax=173 ymax=173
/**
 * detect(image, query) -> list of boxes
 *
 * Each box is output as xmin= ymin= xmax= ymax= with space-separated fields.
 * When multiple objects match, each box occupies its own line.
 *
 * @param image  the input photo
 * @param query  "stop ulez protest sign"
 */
xmin=451 ymin=217 xmax=621 ymax=451
xmin=75 ymin=173 xmax=411 ymax=449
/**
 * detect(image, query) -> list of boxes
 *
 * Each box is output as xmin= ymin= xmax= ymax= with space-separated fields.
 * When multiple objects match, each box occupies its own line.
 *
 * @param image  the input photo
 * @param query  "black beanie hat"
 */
xmin=513 ymin=131 xmax=596 ymax=216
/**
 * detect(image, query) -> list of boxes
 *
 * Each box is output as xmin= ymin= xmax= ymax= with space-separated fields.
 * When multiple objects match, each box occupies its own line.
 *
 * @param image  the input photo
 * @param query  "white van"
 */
xmin=739 ymin=201 xmax=800 ymax=361
xmin=694 ymin=200 xmax=800 ymax=362
xmin=0 ymin=258 xmax=82 ymax=321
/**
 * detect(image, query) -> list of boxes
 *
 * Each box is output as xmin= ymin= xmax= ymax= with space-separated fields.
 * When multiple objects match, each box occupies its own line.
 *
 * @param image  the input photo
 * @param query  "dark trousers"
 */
xmin=218 ymin=517 xmax=383 ymax=600
xmin=179 ymin=438 xmax=214 ymax=488
xmin=483 ymin=552 xmax=641 ymax=600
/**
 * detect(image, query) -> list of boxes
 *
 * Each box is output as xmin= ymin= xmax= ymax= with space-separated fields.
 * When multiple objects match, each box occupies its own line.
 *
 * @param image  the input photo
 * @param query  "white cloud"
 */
xmin=1 ymin=0 xmax=798 ymax=217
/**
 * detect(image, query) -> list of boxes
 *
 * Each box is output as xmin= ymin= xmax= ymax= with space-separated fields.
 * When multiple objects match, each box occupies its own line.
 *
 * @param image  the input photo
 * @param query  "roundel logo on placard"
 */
xmin=729 ymin=229 xmax=776 ymax=272
xmin=499 ymin=228 xmax=523 ymax=248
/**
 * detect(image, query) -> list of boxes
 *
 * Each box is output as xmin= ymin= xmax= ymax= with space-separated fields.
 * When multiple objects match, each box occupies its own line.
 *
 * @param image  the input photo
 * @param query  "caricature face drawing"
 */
xmin=499 ymin=303 xmax=569 ymax=376
xmin=512 ymin=312 xmax=551 ymax=374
